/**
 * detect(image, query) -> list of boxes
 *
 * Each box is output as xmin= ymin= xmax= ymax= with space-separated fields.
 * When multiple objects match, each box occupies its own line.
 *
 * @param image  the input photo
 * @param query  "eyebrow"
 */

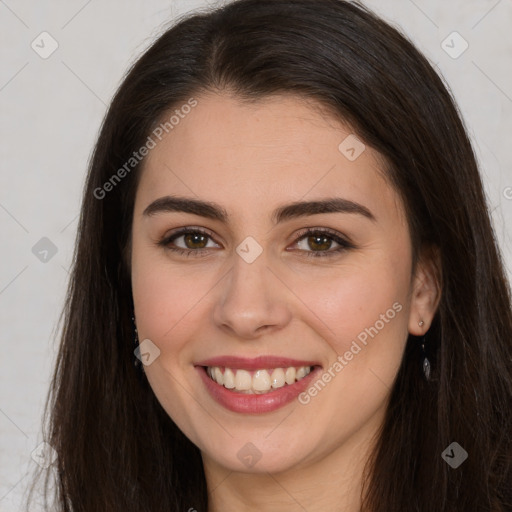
xmin=143 ymin=195 xmax=376 ymax=224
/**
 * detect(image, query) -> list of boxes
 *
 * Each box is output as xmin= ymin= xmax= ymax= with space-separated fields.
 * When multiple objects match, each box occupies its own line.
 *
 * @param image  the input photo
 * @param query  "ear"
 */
xmin=408 ymin=244 xmax=442 ymax=335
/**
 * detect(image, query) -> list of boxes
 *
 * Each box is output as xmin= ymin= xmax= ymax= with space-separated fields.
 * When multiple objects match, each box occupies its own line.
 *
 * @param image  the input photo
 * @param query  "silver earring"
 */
xmin=421 ymin=336 xmax=431 ymax=380
xmin=419 ymin=320 xmax=430 ymax=381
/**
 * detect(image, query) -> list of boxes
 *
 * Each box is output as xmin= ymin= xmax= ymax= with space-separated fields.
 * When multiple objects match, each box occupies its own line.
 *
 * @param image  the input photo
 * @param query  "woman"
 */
xmin=27 ymin=0 xmax=512 ymax=510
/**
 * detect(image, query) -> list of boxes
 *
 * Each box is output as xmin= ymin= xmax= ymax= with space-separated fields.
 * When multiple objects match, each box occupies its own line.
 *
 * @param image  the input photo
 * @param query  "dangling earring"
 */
xmin=132 ymin=312 xmax=145 ymax=377
xmin=419 ymin=320 xmax=431 ymax=381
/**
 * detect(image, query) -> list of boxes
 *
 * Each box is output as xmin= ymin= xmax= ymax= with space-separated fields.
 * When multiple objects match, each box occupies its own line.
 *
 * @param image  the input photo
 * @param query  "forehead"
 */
xmin=136 ymin=93 xmax=404 ymax=228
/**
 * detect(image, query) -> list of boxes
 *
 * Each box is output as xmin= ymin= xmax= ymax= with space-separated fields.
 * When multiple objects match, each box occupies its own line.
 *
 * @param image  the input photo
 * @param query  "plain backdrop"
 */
xmin=1 ymin=0 xmax=511 ymax=510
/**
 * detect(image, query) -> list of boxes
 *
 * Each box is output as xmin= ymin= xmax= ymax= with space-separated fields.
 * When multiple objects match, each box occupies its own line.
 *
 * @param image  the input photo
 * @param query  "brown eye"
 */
xmin=181 ymin=232 xmax=209 ymax=249
xmin=292 ymin=228 xmax=354 ymax=258
xmin=158 ymin=227 xmax=353 ymax=259
xmin=302 ymin=234 xmax=336 ymax=252
xmin=158 ymin=228 xmax=220 ymax=257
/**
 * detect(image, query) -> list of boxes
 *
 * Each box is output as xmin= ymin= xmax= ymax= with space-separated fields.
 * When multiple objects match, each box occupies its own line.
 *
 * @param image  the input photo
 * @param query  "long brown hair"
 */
xmin=26 ymin=0 xmax=512 ymax=510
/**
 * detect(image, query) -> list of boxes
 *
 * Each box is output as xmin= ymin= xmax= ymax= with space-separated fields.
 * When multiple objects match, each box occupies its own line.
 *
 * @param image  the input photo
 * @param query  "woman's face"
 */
xmin=131 ymin=93 xmax=436 ymax=474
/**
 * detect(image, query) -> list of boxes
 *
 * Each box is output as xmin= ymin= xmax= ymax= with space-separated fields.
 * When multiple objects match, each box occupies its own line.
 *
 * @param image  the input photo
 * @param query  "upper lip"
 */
xmin=195 ymin=355 xmax=321 ymax=370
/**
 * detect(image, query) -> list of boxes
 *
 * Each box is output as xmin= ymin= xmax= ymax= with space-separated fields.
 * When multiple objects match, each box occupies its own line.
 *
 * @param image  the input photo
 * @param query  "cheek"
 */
xmin=290 ymin=259 xmax=409 ymax=350
xmin=130 ymin=246 xmax=211 ymax=427
xmin=131 ymin=242 xmax=192 ymax=346
xmin=131 ymin=241 xmax=225 ymax=372
xmin=285 ymin=251 xmax=411 ymax=407
xmin=289 ymin=260 xmax=410 ymax=432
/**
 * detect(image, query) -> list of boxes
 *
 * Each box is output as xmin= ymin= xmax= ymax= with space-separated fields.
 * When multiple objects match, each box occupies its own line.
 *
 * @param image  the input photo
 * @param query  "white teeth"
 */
xmin=234 ymin=369 xmax=252 ymax=390
xmin=296 ymin=367 xmax=307 ymax=379
xmin=270 ymin=368 xmax=285 ymax=389
xmin=214 ymin=367 xmax=223 ymax=386
xmin=285 ymin=367 xmax=296 ymax=385
xmin=223 ymin=368 xmax=235 ymax=389
xmin=252 ymin=370 xmax=271 ymax=392
xmin=206 ymin=365 xmax=313 ymax=393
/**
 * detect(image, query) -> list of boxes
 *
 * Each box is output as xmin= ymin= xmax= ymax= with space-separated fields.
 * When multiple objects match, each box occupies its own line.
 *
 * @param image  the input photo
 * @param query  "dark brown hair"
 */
xmin=26 ymin=0 xmax=512 ymax=510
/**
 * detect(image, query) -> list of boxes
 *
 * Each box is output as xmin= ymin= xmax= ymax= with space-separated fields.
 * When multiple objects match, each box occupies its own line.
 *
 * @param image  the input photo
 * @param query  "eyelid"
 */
xmin=158 ymin=226 xmax=354 ymax=258
xmin=292 ymin=227 xmax=353 ymax=246
xmin=290 ymin=227 xmax=354 ymax=258
xmin=159 ymin=226 xmax=220 ymax=248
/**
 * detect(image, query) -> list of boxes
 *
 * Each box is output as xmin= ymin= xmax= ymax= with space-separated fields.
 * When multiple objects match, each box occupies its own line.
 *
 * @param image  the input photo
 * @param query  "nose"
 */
xmin=212 ymin=250 xmax=292 ymax=340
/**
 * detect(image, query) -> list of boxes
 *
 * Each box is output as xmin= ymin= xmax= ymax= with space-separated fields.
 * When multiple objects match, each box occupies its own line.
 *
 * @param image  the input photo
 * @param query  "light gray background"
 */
xmin=1 ymin=0 xmax=511 ymax=510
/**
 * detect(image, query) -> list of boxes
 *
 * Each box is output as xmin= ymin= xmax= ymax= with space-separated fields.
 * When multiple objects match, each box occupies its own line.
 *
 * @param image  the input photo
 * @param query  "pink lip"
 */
xmin=195 ymin=361 xmax=322 ymax=414
xmin=195 ymin=355 xmax=320 ymax=371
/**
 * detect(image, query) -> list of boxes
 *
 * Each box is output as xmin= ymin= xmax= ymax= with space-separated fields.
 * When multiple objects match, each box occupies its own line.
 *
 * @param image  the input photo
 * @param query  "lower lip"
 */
xmin=196 ymin=366 xmax=321 ymax=414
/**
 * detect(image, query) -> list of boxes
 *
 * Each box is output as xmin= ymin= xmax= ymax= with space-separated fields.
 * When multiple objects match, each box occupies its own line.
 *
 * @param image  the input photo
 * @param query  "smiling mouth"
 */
xmin=204 ymin=365 xmax=315 ymax=394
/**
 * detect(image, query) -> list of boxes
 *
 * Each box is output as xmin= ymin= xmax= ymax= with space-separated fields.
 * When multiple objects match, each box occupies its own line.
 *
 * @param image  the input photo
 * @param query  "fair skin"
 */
xmin=130 ymin=93 xmax=440 ymax=511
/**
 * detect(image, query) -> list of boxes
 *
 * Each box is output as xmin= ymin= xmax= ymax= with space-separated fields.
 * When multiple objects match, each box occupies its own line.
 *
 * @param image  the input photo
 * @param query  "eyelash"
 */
xmin=157 ymin=227 xmax=354 ymax=259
